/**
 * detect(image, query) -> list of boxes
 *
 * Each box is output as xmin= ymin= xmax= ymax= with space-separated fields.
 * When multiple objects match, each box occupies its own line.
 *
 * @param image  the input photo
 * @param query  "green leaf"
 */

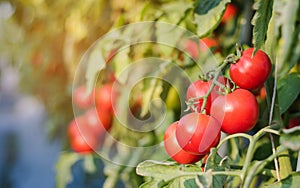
xmin=265 ymin=172 xmax=300 ymax=188
xmin=205 ymin=148 xmax=229 ymax=188
xmin=194 ymin=0 xmax=231 ymax=37
xmin=277 ymin=73 xmax=300 ymax=114
xmin=55 ymin=152 xmax=80 ymax=188
xmin=136 ymin=160 xmax=201 ymax=181
xmin=85 ymin=44 xmax=106 ymax=93
xmin=252 ymin=0 xmax=273 ymax=54
xmin=280 ymin=126 xmax=300 ymax=151
xmin=196 ymin=170 xmax=213 ymax=187
xmin=277 ymin=0 xmax=300 ymax=76
xmin=183 ymin=178 xmax=198 ymax=188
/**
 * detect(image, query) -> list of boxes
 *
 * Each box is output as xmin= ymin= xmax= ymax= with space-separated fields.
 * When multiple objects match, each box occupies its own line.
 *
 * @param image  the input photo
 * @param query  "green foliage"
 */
xmin=194 ymin=0 xmax=231 ymax=37
xmin=55 ymin=152 xmax=80 ymax=188
xmin=2 ymin=0 xmax=300 ymax=187
xmin=252 ymin=0 xmax=273 ymax=54
xmin=277 ymin=73 xmax=300 ymax=114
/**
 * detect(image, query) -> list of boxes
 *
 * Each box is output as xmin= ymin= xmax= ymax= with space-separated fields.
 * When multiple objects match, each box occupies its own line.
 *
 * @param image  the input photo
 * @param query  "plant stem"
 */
xmin=199 ymin=61 xmax=230 ymax=113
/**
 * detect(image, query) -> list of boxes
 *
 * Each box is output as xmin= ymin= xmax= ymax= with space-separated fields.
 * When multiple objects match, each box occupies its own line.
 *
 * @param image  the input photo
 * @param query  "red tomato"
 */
xmin=211 ymin=89 xmax=259 ymax=134
xmin=184 ymin=38 xmax=219 ymax=59
xmin=68 ymin=117 xmax=99 ymax=153
xmin=73 ymin=86 xmax=93 ymax=109
xmin=186 ymin=80 xmax=211 ymax=113
xmin=221 ymin=4 xmax=237 ymax=24
xmin=164 ymin=121 xmax=204 ymax=164
xmin=230 ymin=48 xmax=272 ymax=90
xmin=95 ymin=84 xmax=118 ymax=115
xmin=176 ymin=113 xmax=221 ymax=155
xmin=85 ymin=108 xmax=112 ymax=134
xmin=256 ymin=86 xmax=267 ymax=101
xmin=288 ymin=117 xmax=300 ymax=129
xmin=186 ymin=76 xmax=232 ymax=114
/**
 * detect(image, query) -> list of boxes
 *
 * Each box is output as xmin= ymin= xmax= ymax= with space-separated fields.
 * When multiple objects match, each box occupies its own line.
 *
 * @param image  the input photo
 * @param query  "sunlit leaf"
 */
xmin=136 ymin=160 xmax=201 ymax=181
xmin=265 ymin=172 xmax=300 ymax=188
xmin=252 ymin=0 xmax=273 ymax=54
xmin=194 ymin=0 xmax=231 ymax=37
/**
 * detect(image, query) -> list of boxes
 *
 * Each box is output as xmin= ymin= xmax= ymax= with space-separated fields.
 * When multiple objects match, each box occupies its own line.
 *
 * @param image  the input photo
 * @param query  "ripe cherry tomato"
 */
xmin=95 ymin=84 xmax=118 ymax=115
xmin=230 ymin=48 xmax=272 ymax=90
xmin=164 ymin=121 xmax=204 ymax=164
xmin=211 ymin=89 xmax=259 ymax=134
xmin=221 ymin=4 xmax=238 ymax=24
xmin=288 ymin=117 xmax=300 ymax=129
xmin=85 ymin=108 xmax=112 ymax=134
xmin=73 ymin=86 xmax=92 ymax=109
xmin=176 ymin=113 xmax=221 ymax=155
xmin=68 ymin=117 xmax=98 ymax=153
xmin=186 ymin=76 xmax=232 ymax=114
xmin=184 ymin=38 xmax=219 ymax=59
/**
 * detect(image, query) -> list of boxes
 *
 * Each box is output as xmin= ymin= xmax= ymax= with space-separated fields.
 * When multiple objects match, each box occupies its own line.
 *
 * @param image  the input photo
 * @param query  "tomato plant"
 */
xmin=4 ymin=0 xmax=300 ymax=187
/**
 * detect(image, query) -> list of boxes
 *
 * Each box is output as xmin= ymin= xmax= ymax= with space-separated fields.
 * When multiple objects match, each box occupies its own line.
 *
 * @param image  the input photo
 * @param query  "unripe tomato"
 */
xmin=73 ymin=86 xmax=92 ymax=109
xmin=230 ymin=48 xmax=271 ymax=90
xmin=186 ymin=76 xmax=232 ymax=114
xmin=211 ymin=89 xmax=259 ymax=134
xmin=68 ymin=117 xmax=98 ymax=153
xmin=176 ymin=113 xmax=221 ymax=155
xmin=164 ymin=122 xmax=204 ymax=164
xmin=221 ymin=4 xmax=238 ymax=24
xmin=95 ymin=84 xmax=118 ymax=115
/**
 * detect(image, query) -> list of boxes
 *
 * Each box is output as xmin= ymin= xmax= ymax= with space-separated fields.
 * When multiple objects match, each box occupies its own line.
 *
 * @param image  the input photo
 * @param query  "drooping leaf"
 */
xmin=265 ymin=172 xmax=300 ymax=188
xmin=277 ymin=73 xmax=300 ymax=114
xmin=252 ymin=0 xmax=273 ymax=54
xmin=280 ymin=126 xmax=300 ymax=151
xmin=55 ymin=152 xmax=80 ymax=188
xmin=136 ymin=160 xmax=201 ymax=181
xmin=194 ymin=0 xmax=231 ymax=37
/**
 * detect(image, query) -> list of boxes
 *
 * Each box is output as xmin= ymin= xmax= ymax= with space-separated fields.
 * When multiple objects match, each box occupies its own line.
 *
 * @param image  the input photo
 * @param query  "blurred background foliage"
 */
xmin=1 ymin=0 xmax=299 ymax=187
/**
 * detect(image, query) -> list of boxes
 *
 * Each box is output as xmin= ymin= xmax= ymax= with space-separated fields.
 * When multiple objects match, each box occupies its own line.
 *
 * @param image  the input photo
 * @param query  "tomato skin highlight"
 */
xmin=176 ymin=113 xmax=221 ymax=155
xmin=230 ymin=48 xmax=271 ymax=90
xmin=164 ymin=122 xmax=204 ymax=164
xmin=211 ymin=89 xmax=259 ymax=134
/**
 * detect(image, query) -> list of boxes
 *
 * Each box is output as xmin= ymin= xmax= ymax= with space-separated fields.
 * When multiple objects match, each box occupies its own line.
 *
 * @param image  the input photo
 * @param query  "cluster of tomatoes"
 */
xmin=164 ymin=47 xmax=272 ymax=164
xmin=68 ymin=79 xmax=117 ymax=154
